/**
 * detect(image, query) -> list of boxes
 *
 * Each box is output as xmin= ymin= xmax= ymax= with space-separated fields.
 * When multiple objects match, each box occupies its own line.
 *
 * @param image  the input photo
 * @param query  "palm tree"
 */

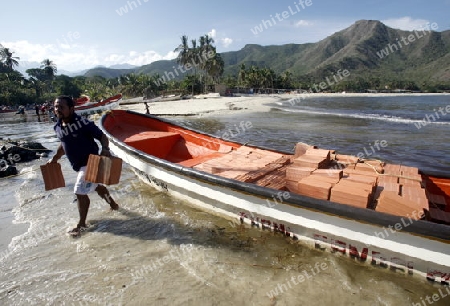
xmin=24 ymin=77 xmax=43 ymax=99
xmin=174 ymin=35 xmax=190 ymax=68
xmin=40 ymin=59 xmax=57 ymax=80
xmin=0 ymin=44 xmax=20 ymax=71
xmin=204 ymin=52 xmax=224 ymax=85
xmin=39 ymin=59 xmax=57 ymax=94
xmin=281 ymin=71 xmax=293 ymax=89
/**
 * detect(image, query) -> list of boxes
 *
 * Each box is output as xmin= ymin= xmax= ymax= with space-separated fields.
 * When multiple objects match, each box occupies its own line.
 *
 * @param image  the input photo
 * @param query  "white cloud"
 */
xmin=208 ymin=29 xmax=217 ymax=38
xmin=1 ymin=39 xmax=177 ymax=71
xmin=207 ymin=28 xmax=232 ymax=48
xmin=382 ymin=17 xmax=432 ymax=31
xmin=221 ymin=38 xmax=233 ymax=48
xmin=295 ymin=20 xmax=313 ymax=27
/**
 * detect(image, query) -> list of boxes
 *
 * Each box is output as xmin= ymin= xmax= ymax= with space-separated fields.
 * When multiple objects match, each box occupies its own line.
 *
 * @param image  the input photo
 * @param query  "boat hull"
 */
xmin=75 ymin=93 xmax=122 ymax=116
xmin=76 ymin=101 xmax=119 ymax=116
xmin=101 ymin=110 xmax=450 ymax=284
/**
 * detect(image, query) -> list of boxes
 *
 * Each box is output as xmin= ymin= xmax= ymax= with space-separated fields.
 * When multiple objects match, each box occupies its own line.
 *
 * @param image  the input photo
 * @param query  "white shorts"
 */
xmin=74 ymin=166 xmax=98 ymax=195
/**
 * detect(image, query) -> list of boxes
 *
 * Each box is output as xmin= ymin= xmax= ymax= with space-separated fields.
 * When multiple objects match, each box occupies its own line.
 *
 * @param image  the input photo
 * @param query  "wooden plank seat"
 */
xmin=123 ymin=131 xmax=181 ymax=158
xmin=177 ymin=152 xmax=226 ymax=168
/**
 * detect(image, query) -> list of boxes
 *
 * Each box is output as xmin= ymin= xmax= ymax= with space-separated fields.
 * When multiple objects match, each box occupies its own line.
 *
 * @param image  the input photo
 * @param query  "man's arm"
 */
xmin=99 ymin=134 xmax=111 ymax=157
xmin=49 ymin=144 xmax=65 ymax=163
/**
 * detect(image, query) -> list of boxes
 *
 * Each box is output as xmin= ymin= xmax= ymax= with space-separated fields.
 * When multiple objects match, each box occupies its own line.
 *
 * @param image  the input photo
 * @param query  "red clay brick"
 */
xmin=400 ymin=165 xmax=419 ymax=176
xmin=376 ymin=190 xmax=423 ymax=219
xmin=376 ymin=183 xmax=400 ymax=193
xmin=293 ymin=155 xmax=327 ymax=169
xmin=383 ymin=164 xmax=401 ymax=175
xmin=312 ymin=169 xmax=343 ymax=180
xmin=399 ymin=176 xmax=422 ymax=187
xmin=336 ymin=154 xmax=359 ymax=164
xmin=378 ymin=175 xmax=399 ymax=184
xmin=286 ymin=179 xmax=300 ymax=193
xmin=286 ymin=166 xmax=315 ymax=181
xmin=330 ymin=185 xmax=371 ymax=208
xmin=355 ymin=162 xmax=382 ymax=174
xmin=342 ymin=174 xmax=377 ymax=186
xmin=40 ymin=163 xmax=65 ymax=191
xmin=304 ymin=148 xmax=331 ymax=161
xmin=297 ymin=177 xmax=332 ymax=200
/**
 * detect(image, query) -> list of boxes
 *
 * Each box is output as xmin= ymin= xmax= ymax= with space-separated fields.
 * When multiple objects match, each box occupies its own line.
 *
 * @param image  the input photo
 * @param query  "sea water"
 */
xmin=1 ymin=95 xmax=449 ymax=306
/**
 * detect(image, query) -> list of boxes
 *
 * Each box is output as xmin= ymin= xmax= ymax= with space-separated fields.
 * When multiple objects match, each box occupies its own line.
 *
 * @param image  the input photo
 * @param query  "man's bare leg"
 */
xmin=95 ymin=185 xmax=119 ymax=210
xmin=76 ymin=194 xmax=91 ymax=227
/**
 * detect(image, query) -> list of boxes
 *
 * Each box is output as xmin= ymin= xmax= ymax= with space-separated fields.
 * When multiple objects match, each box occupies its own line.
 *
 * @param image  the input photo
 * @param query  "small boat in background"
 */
xmin=0 ymin=108 xmax=15 ymax=113
xmin=75 ymin=93 xmax=122 ymax=116
xmin=74 ymin=96 xmax=90 ymax=106
xmin=100 ymin=109 xmax=450 ymax=285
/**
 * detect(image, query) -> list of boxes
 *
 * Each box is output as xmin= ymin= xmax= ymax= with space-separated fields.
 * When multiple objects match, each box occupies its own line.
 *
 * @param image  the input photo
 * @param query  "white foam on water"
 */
xmin=271 ymin=106 xmax=450 ymax=125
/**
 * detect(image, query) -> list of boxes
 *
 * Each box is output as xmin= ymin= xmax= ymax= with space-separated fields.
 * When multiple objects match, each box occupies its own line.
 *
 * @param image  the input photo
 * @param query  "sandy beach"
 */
xmin=119 ymin=92 xmax=450 ymax=116
xmin=120 ymin=95 xmax=280 ymax=116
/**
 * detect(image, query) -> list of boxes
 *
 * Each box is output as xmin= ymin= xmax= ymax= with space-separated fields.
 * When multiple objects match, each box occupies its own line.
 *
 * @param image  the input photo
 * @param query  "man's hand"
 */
xmin=101 ymin=147 xmax=112 ymax=157
xmin=48 ymin=144 xmax=65 ymax=163
xmin=48 ymin=155 xmax=59 ymax=163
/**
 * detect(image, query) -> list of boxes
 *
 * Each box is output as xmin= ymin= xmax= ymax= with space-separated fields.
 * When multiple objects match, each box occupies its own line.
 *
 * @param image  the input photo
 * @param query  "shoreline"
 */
xmin=119 ymin=92 xmax=450 ymax=117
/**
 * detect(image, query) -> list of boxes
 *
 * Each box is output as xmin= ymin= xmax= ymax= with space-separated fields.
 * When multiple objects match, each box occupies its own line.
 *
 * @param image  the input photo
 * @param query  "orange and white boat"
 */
xmin=74 ymin=96 xmax=90 ymax=106
xmin=100 ymin=110 xmax=450 ymax=285
xmin=75 ymin=94 xmax=122 ymax=116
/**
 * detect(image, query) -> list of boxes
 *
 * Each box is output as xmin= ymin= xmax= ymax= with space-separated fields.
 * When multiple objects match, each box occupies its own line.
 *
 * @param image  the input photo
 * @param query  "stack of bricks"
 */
xmin=285 ymin=166 xmax=315 ymax=192
xmin=296 ymin=177 xmax=333 ymax=200
xmin=374 ymin=163 xmax=428 ymax=219
xmin=292 ymin=147 xmax=332 ymax=169
xmin=235 ymin=156 xmax=291 ymax=190
xmin=285 ymin=145 xmax=334 ymax=195
xmin=193 ymin=140 xmax=434 ymax=221
xmin=193 ymin=146 xmax=284 ymax=180
xmin=335 ymin=154 xmax=359 ymax=166
xmin=297 ymin=169 xmax=343 ymax=200
xmin=330 ymin=179 xmax=375 ymax=209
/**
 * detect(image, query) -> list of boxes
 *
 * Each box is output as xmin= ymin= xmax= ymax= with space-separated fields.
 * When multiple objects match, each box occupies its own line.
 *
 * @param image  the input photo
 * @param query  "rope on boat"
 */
xmin=361 ymin=160 xmax=423 ymax=182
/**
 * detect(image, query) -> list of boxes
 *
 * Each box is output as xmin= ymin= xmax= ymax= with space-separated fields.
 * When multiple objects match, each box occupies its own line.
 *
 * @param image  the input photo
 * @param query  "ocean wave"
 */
xmin=270 ymin=106 xmax=450 ymax=125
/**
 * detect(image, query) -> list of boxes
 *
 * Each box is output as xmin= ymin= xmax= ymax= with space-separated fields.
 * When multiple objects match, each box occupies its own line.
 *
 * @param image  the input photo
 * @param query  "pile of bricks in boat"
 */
xmin=332 ymin=160 xmax=382 ymax=208
xmin=285 ymin=145 xmax=335 ymax=198
xmin=374 ymin=163 xmax=428 ymax=219
xmin=193 ymin=146 xmax=285 ymax=180
xmin=286 ymin=143 xmax=379 ymax=207
xmin=330 ymin=176 xmax=377 ymax=209
xmin=234 ymin=155 xmax=292 ymax=189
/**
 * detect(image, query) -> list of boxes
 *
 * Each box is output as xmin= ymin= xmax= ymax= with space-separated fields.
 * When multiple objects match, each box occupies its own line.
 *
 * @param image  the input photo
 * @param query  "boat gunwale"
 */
xmin=100 ymin=110 xmax=450 ymax=243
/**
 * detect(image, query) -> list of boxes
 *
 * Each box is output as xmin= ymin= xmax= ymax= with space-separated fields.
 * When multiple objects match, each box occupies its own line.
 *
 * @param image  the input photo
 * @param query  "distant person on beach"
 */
xmin=49 ymin=95 xmax=119 ymax=236
xmin=35 ymin=104 xmax=41 ymax=122
xmin=16 ymin=105 xmax=25 ymax=115
xmin=144 ymin=102 xmax=150 ymax=114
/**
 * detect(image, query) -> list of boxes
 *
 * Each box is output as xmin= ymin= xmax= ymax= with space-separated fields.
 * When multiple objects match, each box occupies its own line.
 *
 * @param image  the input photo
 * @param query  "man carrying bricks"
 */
xmin=49 ymin=95 xmax=119 ymax=237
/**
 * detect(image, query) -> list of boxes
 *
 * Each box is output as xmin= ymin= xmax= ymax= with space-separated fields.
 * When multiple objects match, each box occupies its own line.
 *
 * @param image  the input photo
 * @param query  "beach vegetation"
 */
xmin=1 ymin=19 xmax=450 ymax=107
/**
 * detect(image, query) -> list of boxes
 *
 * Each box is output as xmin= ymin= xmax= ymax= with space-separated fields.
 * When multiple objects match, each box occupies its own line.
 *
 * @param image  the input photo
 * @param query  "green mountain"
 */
xmin=84 ymin=20 xmax=450 ymax=84
xmin=84 ymin=66 xmax=135 ymax=78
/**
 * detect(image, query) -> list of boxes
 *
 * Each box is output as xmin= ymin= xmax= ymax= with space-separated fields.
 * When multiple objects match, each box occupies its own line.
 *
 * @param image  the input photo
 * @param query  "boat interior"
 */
xmin=103 ymin=110 xmax=450 ymax=225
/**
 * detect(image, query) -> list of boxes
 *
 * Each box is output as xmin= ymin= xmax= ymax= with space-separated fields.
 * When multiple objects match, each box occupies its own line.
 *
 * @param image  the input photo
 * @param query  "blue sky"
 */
xmin=1 ymin=0 xmax=449 ymax=72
